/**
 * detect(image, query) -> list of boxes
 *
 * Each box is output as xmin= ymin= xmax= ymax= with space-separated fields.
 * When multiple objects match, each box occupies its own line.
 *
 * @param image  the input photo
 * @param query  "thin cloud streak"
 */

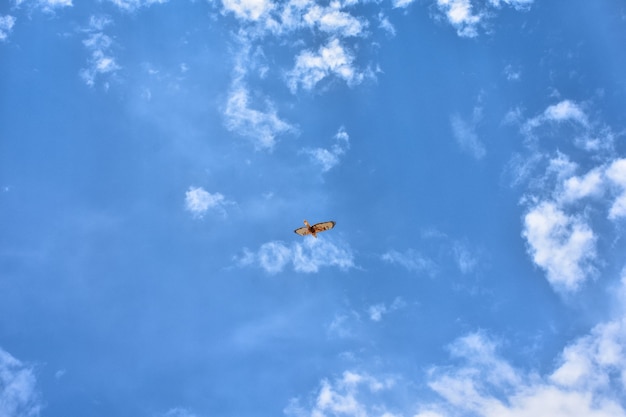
xmin=237 ymin=237 xmax=355 ymax=274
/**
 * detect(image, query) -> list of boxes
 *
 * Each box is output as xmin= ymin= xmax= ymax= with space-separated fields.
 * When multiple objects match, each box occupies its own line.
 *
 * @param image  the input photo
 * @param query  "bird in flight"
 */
xmin=294 ymin=219 xmax=335 ymax=238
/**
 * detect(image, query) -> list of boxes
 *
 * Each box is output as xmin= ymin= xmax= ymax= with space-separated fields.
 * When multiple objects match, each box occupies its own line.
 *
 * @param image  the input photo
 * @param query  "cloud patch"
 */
xmin=237 ymin=237 xmax=355 ymax=274
xmin=287 ymin=38 xmax=370 ymax=93
xmin=285 ymin=371 xmax=396 ymax=417
xmin=523 ymin=201 xmax=596 ymax=293
xmin=185 ymin=186 xmax=233 ymax=218
xmin=0 ymin=15 xmax=16 ymax=41
xmin=0 ymin=347 xmax=41 ymax=417
xmin=79 ymin=16 xmax=120 ymax=87
xmin=302 ymin=126 xmax=350 ymax=172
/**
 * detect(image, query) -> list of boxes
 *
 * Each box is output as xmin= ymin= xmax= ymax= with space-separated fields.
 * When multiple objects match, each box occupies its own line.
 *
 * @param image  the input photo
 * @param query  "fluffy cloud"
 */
xmin=0 ymin=347 xmax=41 ymax=417
xmin=237 ymin=237 xmax=354 ymax=274
xmin=523 ymin=201 xmax=596 ymax=293
xmin=80 ymin=16 xmax=120 ymax=87
xmin=302 ymin=126 xmax=350 ymax=172
xmin=185 ymin=187 xmax=232 ymax=218
xmin=287 ymin=38 xmax=370 ymax=92
xmin=0 ymin=15 xmax=16 ymax=41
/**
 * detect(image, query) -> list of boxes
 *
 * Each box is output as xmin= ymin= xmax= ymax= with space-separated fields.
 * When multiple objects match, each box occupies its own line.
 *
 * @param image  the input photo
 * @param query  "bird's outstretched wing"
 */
xmin=312 ymin=221 xmax=335 ymax=233
xmin=294 ymin=226 xmax=311 ymax=236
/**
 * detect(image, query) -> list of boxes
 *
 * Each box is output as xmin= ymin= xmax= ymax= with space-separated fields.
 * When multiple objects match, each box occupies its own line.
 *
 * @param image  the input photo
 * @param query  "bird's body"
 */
xmin=294 ymin=220 xmax=335 ymax=238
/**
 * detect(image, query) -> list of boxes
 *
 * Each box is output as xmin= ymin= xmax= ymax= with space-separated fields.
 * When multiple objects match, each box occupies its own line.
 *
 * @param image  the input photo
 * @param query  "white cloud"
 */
xmin=80 ymin=17 xmax=120 ymax=87
xmin=368 ymin=303 xmax=387 ymax=322
xmin=450 ymin=113 xmax=485 ymax=160
xmin=522 ymin=201 xmax=596 ymax=293
xmin=303 ymin=4 xmax=367 ymax=37
xmin=15 ymin=0 xmax=72 ymax=12
xmin=222 ymin=0 xmax=274 ymax=21
xmin=524 ymin=100 xmax=589 ymax=133
xmin=382 ymin=249 xmax=437 ymax=276
xmin=237 ymin=237 xmax=355 ymax=274
xmin=436 ymin=0 xmax=483 ymax=38
xmin=302 ymin=126 xmax=350 ymax=172
xmin=544 ymin=100 xmax=589 ymax=126
xmin=368 ymin=297 xmax=405 ymax=322
xmin=559 ymin=168 xmax=605 ymax=204
xmin=424 ymin=329 xmax=626 ymax=417
xmin=287 ymin=38 xmax=369 ymax=92
xmin=392 ymin=0 xmax=416 ymax=9
xmin=285 ymin=371 xmax=396 ymax=417
xmin=185 ymin=187 xmax=232 ymax=218
xmin=606 ymin=159 xmax=626 ymax=220
xmin=0 ymin=15 xmax=16 ymax=41
xmin=224 ymin=83 xmax=295 ymax=150
xmin=289 ymin=314 xmax=626 ymax=417
xmin=0 ymin=347 xmax=41 ymax=417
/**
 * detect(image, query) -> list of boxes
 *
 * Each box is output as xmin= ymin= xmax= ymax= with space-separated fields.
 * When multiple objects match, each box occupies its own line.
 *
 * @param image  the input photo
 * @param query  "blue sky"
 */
xmin=2 ymin=0 xmax=626 ymax=416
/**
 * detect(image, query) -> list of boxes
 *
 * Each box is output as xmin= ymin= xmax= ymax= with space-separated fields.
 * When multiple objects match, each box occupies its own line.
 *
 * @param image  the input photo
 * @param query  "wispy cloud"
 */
xmin=223 ymin=36 xmax=296 ymax=150
xmin=302 ymin=126 xmax=350 ymax=172
xmin=185 ymin=187 xmax=233 ymax=218
xmin=381 ymin=249 xmax=438 ymax=276
xmin=224 ymin=83 xmax=296 ymax=150
xmin=107 ymin=0 xmax=169 ymax=12
xmin=236 ymin=237 xmax=355 ymax=274
xmin=451 ymin=113 xmax=485 ymax=160
xmin=0 ymin=347 xmax=41 ymax=417
xmin=523 ymin=100 xmax=616 ymax=153
xmin=488 ymin=0 xmax=534 ymax=11
xmin=0 ymin=15 xmax=16 ymax=41
xmin=79 ymin=16 xmax=120 ymax=88
xmin=15 ymin=0 xmax=72 ymax=12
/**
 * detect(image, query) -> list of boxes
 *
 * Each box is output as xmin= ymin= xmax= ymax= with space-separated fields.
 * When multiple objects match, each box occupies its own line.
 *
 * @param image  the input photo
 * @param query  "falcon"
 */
xmin=294 ymin=219 xmax=335 ymax=238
